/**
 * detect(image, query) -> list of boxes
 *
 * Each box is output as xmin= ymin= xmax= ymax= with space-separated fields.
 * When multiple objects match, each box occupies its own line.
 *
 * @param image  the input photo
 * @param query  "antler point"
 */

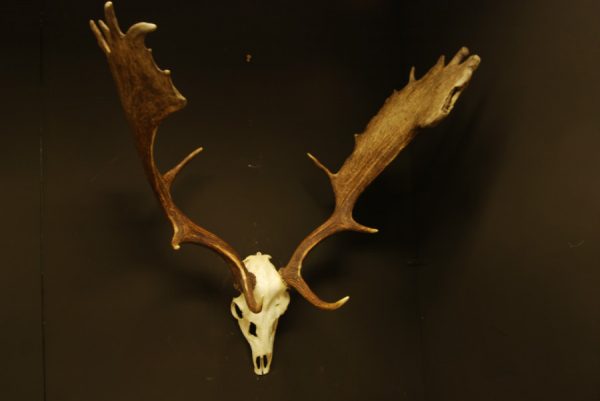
xmin=437 ymin=54 xmax=446 ymax=67
xmin=307 ymin=152 xmax=334 ymax=177
xmin=324 ymin=295 xmax=350 ymax=310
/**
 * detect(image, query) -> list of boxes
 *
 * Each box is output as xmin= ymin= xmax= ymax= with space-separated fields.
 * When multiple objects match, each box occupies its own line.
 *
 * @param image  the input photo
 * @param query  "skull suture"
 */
xmin=231 ymin=253 xmax=290 ymax=375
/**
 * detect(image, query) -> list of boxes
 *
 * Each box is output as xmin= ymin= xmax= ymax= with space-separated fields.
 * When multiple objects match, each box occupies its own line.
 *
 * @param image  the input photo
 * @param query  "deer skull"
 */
xmin=231 ymin=253 xmax=290 ymax=375
xmin=92 ymin=0 xmax=480 ymax=377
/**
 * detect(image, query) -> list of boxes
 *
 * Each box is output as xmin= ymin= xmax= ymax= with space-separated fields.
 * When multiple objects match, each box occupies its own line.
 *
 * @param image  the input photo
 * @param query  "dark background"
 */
xmin=2 ymin=0 xmax=599 ymax=400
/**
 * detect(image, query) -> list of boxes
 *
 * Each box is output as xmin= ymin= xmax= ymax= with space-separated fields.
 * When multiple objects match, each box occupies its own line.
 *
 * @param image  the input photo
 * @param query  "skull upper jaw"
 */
xmin=231 ymin=252 xmax=291 ymax=376
xmin=250 ymin=344 xmax=274 ymax=375
xmin=231 ymin=293 xmax=288 ymax=375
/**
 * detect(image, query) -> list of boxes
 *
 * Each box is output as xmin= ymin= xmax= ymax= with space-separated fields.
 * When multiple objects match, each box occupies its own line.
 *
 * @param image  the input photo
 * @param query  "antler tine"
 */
xmin=280 ymin=48 xmax=480 ymax=310
xmin=279 ymin=149 xmax=379 ymax=311
xmin=91 ymin=2 xmax=261 ymax=313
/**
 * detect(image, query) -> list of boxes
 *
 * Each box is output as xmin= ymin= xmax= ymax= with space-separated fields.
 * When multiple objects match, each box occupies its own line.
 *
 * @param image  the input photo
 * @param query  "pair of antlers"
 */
xmin=91 ymin=2 xmax=480 ymax=313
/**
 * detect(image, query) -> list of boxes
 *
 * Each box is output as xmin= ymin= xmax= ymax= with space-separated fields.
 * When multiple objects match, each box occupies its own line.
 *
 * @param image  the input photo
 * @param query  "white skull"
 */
xmin=230 ymin=252 xmax=290 ymax=375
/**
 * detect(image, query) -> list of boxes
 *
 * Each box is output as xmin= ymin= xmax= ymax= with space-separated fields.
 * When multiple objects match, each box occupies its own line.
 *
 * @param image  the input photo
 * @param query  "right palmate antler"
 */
xmin=90 ymin=2 xmax=261 ymax=313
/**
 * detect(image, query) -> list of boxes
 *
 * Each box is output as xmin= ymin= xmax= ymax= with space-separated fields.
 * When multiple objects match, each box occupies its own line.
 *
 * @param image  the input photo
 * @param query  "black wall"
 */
xmin=1 ymin=0 xmax=598 ymax=400
xmin=1 ymin=1 xmax=43 ymax=400
xmin=413 ymin=1 xmax=600 ymax=400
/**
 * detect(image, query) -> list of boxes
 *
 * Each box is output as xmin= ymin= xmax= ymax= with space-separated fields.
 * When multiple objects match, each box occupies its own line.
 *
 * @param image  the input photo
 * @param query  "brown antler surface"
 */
xmin=280 ymin=47 xmax=481 ymax=310
xmin=90 ymin=2 xmax=261 ymax=313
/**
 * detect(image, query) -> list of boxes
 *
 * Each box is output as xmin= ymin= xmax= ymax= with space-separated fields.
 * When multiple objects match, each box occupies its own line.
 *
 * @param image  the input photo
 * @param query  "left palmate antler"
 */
xmin=90 ymin=2 xmax=262 ymax=313
xmin=280 ymin=48 xmax=481 ymax=309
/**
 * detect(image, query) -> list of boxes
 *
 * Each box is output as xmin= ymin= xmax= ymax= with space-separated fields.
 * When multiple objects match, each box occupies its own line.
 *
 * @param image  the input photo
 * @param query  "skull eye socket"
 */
xmin=232 ymin=302 xmax=243 ymax=319
xmin=249 ymin=322 xmax=257 ymax=337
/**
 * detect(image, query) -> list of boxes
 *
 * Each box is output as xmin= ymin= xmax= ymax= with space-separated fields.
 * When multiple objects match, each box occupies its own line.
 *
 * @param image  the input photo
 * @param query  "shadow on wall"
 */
xmin=412 ymin=91 xmax=507 ymax=268
xmin=103 ymin=191 xmax=234 ymax=303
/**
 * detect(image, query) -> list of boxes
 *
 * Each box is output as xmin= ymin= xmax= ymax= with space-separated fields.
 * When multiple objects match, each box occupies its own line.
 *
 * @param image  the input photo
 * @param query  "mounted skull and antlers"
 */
xmin=91 ymin=2 xmax=480 ymax=375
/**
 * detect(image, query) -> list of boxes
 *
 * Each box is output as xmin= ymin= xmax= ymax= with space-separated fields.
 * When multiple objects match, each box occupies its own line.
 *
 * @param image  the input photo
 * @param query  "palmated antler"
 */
xmin=280 ymin=47 xmax=481 ymax=310
xmin=90 ymin=2 xmax=261 ymax=313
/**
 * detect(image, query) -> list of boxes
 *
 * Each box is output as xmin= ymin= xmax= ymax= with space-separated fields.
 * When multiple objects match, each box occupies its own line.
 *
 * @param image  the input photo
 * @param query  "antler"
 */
xmin=280 ymin=47 xmax=481 ymax=310
xmin=90 ymin=2 xmax=261 ymax=313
